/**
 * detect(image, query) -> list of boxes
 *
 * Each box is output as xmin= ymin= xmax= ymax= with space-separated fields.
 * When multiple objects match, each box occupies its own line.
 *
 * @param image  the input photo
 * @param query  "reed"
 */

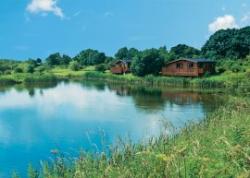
xmin=24 ymin=97 xmax=250 ymax=178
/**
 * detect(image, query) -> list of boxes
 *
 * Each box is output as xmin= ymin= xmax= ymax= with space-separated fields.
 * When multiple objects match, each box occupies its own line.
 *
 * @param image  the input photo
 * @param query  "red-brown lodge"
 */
xmin=110 ymin=60 xmax=131 ymax=74
xmin=162 ymin=58 xmax=216 ymax=77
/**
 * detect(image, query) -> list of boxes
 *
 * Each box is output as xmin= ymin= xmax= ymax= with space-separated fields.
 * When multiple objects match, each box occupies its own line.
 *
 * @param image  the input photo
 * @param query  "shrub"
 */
xmin=36 ymin=66 xmax=46 ymax=74
xmin=69 ymin=61 xmax=81 ymax=71
xmin=4 ymin=70 xmax=12 ymax=75
xmin=26 ymin=65 xmax=35 ymax=73
xmin=14 ymin=67 xmax=23 ymax=73
xmin=230 ymin=64 xmax=242 ymax=73
xmin=95 ymin=64 xmax=106 ymax=72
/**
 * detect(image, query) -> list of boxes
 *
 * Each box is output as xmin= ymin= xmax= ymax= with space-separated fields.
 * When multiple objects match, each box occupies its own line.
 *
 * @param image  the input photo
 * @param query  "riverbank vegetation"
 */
xmin=1 ymin=27 xmax=250 ymax=90
xmin=18 ymin=97 xmax=249 ymax=178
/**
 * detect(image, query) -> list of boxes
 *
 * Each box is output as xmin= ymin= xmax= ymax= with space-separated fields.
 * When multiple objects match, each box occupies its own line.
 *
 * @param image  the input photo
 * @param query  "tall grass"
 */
xmin=22 ymin=97 xmax=250 ymax=178
xmin=23 ymin=74 xmax=58 ymax=83
xmin=0 ymin=76 xmax=20 ymax=85
xmin=81 ymin=71 xmax=250 ymax=93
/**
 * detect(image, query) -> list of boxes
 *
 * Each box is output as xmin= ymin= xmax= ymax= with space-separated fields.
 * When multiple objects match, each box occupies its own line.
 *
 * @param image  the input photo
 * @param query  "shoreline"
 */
xmin=0 ymin=70 xmax=249 ymax=94
xmin=24 ymin=97 xmax=250 ymax=177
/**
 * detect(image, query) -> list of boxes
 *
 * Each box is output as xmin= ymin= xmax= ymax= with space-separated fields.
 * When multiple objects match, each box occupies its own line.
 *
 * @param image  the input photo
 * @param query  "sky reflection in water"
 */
xmin=0 ymin=82 xmax=225 ymax=177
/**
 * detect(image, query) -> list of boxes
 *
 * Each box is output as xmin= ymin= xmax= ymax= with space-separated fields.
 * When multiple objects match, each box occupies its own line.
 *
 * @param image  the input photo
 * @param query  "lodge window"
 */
xmin=176 ymin=63 xmax=183 ymax=69
xmin=188 ymin=63 xmax=194 ymax=68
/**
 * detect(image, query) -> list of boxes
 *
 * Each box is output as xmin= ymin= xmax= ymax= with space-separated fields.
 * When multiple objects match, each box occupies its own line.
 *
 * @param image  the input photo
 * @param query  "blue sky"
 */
xmin=0 ymin=0 xmax=249 ymax=60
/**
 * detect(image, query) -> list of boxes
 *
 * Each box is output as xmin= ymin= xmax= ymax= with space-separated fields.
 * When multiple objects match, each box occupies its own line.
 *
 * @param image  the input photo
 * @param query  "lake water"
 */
xmin=0 ymin=81 xmax=226 ymax=177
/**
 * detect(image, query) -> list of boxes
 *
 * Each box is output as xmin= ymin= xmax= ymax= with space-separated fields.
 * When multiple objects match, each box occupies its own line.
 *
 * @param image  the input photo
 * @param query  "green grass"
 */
xmin=1 ymin=66 xmax=250 ymax=93
xmin=22 ymin=97 xmax=250 ymax=178
xmin=80 ymin=70 xmax=250 ymax=93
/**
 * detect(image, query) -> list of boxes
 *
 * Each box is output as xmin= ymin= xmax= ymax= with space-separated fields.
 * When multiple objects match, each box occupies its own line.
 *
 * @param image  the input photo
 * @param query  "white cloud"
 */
xmin=208 ymin=15 xmax=239 ymax=33
xmin=27 ymin=0 xmax=64 ymax=18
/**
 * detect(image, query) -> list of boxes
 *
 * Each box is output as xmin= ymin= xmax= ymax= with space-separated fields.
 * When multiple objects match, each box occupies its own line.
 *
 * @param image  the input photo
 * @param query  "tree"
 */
xmin=74 ymin=49 xmax=106 ymax=65
xmin=36 ymin=58 xmax=42 ymax=65
xmin=26 ymin=64 xmax=35 ymax=73
xmin=69 ymin=61 xmax=81 ymax=71
xmin=115 ymin=47 xmax=129 ymax=60
xmin=115 ymin=47 xmax=139 ymax=60
xmin=14 ymin=67 xmax=23 ymax=73
xmin=170 ymin=44 xmax=200 ymax=59
xmin=131 ymin=49 xmax=164 ymax=76
xmin=202 ymin=27 xmax=250 ymax=59
xmin=95 ymin=64 xmax=107 ymax=72
xmin=61 ymin=54 xmax=72 ymax=65
xmin=46 ymin=53 xmax=62 ymax=66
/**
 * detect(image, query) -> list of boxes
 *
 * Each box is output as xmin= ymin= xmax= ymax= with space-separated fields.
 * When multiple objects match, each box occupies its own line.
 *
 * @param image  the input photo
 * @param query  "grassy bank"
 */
xmin=1 ymin=67 xmax=250 ymax=93
xmin=21 ymin=97 xmax=250 ymax=178
xmin=80 ymin=70 xmax=250 ymax=93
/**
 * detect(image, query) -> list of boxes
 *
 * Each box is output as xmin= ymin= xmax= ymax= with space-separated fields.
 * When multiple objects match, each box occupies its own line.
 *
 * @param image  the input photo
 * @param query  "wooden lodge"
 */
xmin=110 ymin=60 xmax=131 ymax=74
xmin=162 ymin=58 xmax=216 ymax=77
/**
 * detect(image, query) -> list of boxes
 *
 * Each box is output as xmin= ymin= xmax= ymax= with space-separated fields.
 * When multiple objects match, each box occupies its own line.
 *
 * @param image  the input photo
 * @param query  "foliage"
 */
xmin=23 ymin=74 xmax=58 ymax=83
xmin=26 ymin=64 xmax=35 ymax=73
xmin=0 ymin=60 xmax=19 ymax=74
xmin=170 ymin=44 xmax=201 ymax=59
xmin=46 ymin=53 xmax=72 ymax=66
xmin=115 ymin=47 xmax=139 ymax=60
xmin=26 ymin=98 xmax=250 ymax=178
xmin=74 ymin=49 xmax=106 ymax=66
xmin=69 ymin=61 xmax=81 ymax=71
xmin=202 ymin=27 xmax=250 ymax=59
xmin=95 ymin=64 xmax=107 ymax=72
xmin=131 ymin=49 xmax=164 ymax=76
xmin=14 ymin=67 xmax=23 ymax=73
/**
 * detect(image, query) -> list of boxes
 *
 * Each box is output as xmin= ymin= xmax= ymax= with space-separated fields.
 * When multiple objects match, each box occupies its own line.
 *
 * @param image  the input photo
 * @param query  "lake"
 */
xmin=0 ymin=81 xmax=226 ymax=177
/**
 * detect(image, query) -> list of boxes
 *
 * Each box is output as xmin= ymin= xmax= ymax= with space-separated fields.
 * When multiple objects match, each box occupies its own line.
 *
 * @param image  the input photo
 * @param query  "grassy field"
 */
xmin=20 ymin=97 xmax=250 ymax=178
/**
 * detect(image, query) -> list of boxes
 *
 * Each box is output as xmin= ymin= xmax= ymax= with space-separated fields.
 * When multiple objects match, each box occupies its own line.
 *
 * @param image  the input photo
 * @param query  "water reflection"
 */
xmin=0 ymin=81 xmax=226 ymax=177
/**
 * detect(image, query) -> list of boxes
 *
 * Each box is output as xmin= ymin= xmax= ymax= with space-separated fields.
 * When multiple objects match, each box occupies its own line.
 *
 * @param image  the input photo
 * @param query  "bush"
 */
xmin=131 ymin=49 xmax=164 ymax=76
xmin=95 ymin=64 xmax=106 ymax=72
xmin=14 ymin=67 xmax=23 ymax=73
xmin=69 ymin=61 xmax=81 ymax=71
xmin=26 ymin=65 xmax=35 ymax=73
xmin=230 ymin=64 xmax=242 ymax=73
xmin=4 ymin=70 xmax=12 ymax=75
xmin=36 ymin=66 xmax=46 ymax=74
xmin=216 ymin=67 xmax=226 ymax=74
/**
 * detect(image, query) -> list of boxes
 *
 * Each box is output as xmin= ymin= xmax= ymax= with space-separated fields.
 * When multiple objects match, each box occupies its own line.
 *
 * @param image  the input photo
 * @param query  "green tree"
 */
xmin=36 ymin=58 xmax=42 ymax=65
xmin=74 ymin=49 xmax=106 ymax=65
xmin=14 ymin=67 xmax=23 ymax=73
xmin=61 ymin=54 xmax=72 ymax=65
xmin=115 ymin=47 xmax=139 ymax=60
xmin=170 ymin=44 xmax=200 ymax=59
xmin=115 ymin=47 xmax=129 ymax=60
xmin=26 ymin=64 xmax=35 ymax=73
xmin=46 ymin=53 xmax=62 ymax=66
xmin=131 ymin=49 xmax=164 ymax=76
xmin=202 ymin=27 xmax=250 ymax=59
xmin=95 ymin=64 xmax=107 ymax=72
xmin=69 ymin=61 xmax=81 ymax=71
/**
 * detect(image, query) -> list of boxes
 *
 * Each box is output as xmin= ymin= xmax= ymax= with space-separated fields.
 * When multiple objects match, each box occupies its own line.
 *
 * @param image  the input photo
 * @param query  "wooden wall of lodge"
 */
xmin=162 ymin=60 xmax=214 ymax=77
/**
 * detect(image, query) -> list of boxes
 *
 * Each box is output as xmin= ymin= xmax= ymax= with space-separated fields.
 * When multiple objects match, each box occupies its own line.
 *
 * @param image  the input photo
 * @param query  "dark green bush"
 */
xmin=95 ymin=64 xmax=107 ymax=72
xmin=69 ymin=61 xmax=81 ymax=71
xmin=14 ymin=67 xmax=23 ymax=73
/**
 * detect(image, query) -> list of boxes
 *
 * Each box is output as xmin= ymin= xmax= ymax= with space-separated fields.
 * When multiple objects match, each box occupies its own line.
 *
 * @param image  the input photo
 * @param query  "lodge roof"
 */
xmin=112 ymin=59 xmax=132 ymax=65
xmin=110 ymin=59 xmax=132 ymax=67
xmin=166 ymin=58 xmax=215 ymax=65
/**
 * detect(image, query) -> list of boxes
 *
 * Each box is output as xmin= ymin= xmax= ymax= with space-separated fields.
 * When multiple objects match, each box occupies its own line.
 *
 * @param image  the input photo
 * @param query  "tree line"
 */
xmin=1 ymin=26 xmax=250 ymax=76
